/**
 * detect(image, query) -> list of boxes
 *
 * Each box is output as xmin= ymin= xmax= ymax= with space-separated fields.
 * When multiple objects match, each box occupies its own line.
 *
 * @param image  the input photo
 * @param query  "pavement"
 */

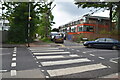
xmin=1 ymin=40 xmax=120 ymax=79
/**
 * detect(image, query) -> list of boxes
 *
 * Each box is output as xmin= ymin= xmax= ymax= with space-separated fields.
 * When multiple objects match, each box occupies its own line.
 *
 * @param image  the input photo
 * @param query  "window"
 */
xmin=78 ymin=26 xmax=83 ymax=32
xmin=83 ymin=25 xmax=94 ymax=32
xmin=97 ymin=38 xmax=105 ymax=42
xmin=106 ymin=38 xmax=114 ymax=42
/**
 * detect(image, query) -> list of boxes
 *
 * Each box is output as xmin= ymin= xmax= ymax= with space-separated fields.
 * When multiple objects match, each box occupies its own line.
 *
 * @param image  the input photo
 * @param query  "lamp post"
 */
xmin=27 ymin=0 xmax=31 ymax=47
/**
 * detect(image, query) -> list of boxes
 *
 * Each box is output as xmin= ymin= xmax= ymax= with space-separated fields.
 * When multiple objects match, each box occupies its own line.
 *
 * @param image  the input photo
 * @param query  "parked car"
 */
xmin=50 ymin=32 xmax=60 ymax=41
xmin=83 ymin=38 xmax=120 ymax=50
xmin=53 ymin=35 xmax=64 ymax=43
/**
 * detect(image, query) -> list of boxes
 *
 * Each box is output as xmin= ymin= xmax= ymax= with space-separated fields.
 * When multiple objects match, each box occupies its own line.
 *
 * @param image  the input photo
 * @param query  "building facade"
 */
xmin=59 ymin=16 xmax=118 ymax=41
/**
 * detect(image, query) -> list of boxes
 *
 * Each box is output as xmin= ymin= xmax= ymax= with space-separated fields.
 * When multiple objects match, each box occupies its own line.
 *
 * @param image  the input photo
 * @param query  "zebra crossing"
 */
xmin=28 ymin=47 xmax=108 ymax=78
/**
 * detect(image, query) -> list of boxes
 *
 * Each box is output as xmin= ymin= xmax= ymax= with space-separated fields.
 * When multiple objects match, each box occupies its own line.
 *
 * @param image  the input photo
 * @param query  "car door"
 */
xmin=105 ymin=38 xmax=115 ymax=48
xmin=94 ymin=38 xmax=106 ymax=48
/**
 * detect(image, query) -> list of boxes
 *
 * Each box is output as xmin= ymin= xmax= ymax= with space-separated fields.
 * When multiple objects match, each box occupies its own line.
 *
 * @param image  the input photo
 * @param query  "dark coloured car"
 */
xmin=53 ymin=35 xmax=64 ymax=43
xmin=83 ymin=38 xmax=120 ymax=50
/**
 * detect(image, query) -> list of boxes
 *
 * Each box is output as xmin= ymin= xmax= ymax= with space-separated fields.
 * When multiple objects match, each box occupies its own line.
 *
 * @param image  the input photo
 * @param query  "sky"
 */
xmin=51 ymin=0 xmax=110 ymax=29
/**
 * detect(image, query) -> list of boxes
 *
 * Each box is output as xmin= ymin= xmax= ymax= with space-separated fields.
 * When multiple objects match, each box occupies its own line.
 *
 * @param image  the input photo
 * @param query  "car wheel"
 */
xmin=112 ymin=45 xmax=118 ymax=50
xmin=87 ymin=44 xmax=92 ymax=48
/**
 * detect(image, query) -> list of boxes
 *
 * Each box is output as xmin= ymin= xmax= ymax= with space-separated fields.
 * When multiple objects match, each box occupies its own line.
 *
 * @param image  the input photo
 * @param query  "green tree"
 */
xmin=2 ymin=1 xmax=55 ymax=43
xmin=74 ymin=1 xmax=120 ymax=33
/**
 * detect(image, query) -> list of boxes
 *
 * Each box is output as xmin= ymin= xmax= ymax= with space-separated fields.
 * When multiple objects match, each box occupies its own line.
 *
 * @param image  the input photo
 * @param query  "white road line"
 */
xmin=71 ymin=49 xmax=74 ymax=50
xmin=39 ymin=65 xmax=41 ymax=67
xmin=90 ymin=54 xmax=95 ymax=56
xmin=14 ymin=47 xmax=17 ymax=52
xmin=36 ymin=54 xmax=79 ymax=59
xmin=11 ymin=63 xmax=16 ymax=67
xmin=12 ymin=58 xmax=16 ymax=61
xmin=0 ymin=70 xmax=7 ymax=72
xmin=98 ymin=57 xmax=105 ymax=60
xmin=13 ymin=51 xmax=16 ymax=53
xmin=45 ymin=76 xmax=49 ymax=78
xmin=33 ymin=52 xmax=70 ymax=55
xmin=47 ymin=63 xmax=107 ymax=77
xmin=77 ymin=50 xmax=80 ymax=52
xmin=110 ymin=60 xmax=118 ymax=64
xmin=69 ymin=54 xmax=79 ymax=57
xmin=29 ymin=48 xmax=59 ymax=50
xmin=31 ymin=49 xmax=64 ymax=52
xmin=13 ymin=54 xmax=16 ymax=57
xmin=41 ymin=58 xmax=91 ymax=66
xmin=11 ymin=70 xmax=17 ymax=76
xmin=41 ymin=70 xmax=45 ymax=72
xmin=36 ymin=55 xmax=64 ymax=59
xmin=83 ymin=52 xmax=86 ymax=53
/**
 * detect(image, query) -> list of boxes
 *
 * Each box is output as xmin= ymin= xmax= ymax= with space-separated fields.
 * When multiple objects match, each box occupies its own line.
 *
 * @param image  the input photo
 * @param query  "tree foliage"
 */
xmin=2 ymin=1 xmax=55 ymax=43
xmin=74 ymin=1 xmax=120 ymax=32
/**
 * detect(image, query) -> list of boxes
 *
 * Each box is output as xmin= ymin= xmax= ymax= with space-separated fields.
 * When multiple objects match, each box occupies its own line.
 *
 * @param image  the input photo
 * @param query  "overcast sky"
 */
xmin=51 ymin=0 xmax=109 ymax=29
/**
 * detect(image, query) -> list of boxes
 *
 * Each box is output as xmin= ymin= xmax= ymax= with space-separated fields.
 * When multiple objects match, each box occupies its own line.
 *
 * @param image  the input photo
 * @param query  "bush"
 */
xmin=40 ymin=37 xmax=52 ymax=43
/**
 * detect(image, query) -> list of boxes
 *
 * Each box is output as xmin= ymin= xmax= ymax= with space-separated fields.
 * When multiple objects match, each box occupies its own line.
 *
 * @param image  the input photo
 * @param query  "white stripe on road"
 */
xmin=69 ymin=54 xmax=79 ymax=57
xmin=36 ymin=55 xmax=64 ymax=59
xmin=36 ymin=54 xmax=79 ymax=59
xmin=77 ymin=50 xmax=80 ymax=52
xmin=11 ymin=70 xmax=17 ymax=76
xmin=0 ymin=70 xmax=7 ymax=72
xmin=29 ymin=48 xmax=59 ymax=50
xmin=47 ymin=63 xmax=107 ymax=77
xmin=13 ymin=51 xmax=16 ymax=53
xmin=13 ymin=54 xmax=16 ymax=57
xmin=11 ymin=63 xmax=16 ymax=67
xmin=33 ymin=52 xmax=70 ymax=55
xmin=41 ymin=58 xmax=91 ymax=66
xmin=98 ymin=57 xmax=105 ymax=59
xmin=12 ymin=58 xmax=16 ymax=61
xmin=31 ymin=49 xmax=64 ymax=52
xmin=90 ymin=54 xmax=95 ymax=56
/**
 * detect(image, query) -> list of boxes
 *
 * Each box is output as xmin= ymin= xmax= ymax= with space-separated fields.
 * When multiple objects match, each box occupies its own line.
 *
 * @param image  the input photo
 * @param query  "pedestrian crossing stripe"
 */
xmin=36 ymin=54 xmax=79 ymax=59
xmin=29 ymin=48 xmax=59 ymax=50
xmin=31 ymin=49 xmax=64 ymax=52
xmin=47 ymin=63 xmax=107 ymax=77
xmin=41 ymin=58 xmax=91 ymax=66
xmin=33 ymin=52 xmax=70 ymax=55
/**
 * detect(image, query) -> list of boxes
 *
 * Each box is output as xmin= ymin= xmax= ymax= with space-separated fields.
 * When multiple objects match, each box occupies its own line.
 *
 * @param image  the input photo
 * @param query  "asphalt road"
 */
xmin=1 ymin=40 xmax=120 ymax=79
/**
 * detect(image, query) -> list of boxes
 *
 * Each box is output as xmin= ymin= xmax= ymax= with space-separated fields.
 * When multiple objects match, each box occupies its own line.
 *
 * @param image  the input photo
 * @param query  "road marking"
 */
xmin=110 ymin=60 xmax=118 ymax=64
xmin=98 ymin=57 xmax=105 ymax=60
xmin=36 ymin=54 xmax=79 ymax=59
xmin=36 ymin=61 xmax=39 ymax=63
xmin=77 ymin=50 xmax=80 ymax=52
xmin=12 ymin=58 xmax=16 ymax=61
xmin=13 ymin=54 xmax=16 ymax=57
xmin=13 ymin=51 xmax=16 ymax=53
xmin=11 ymin=70 xmax=17 ymax=76
xmin=69 ymin=54 xmax=79 ymax=57
xmin=41 ymin=70 xmax=44 ymax=72
xmin=90 ymin=54 xmax=95 ymax=56
xmin=71 ymin=49 xmax=74 ymax=50
xmin=29 ymin=48 xmax=59 ymax=50
xmin=47 ymin=63 xmax=107 ymax=77
xmin=14 ymin=47 xmax=17 ymax=52
xmin=39 ymin=65 xmax=41 ymax=67
xmin=41 ymin=58 xmax=91 ymax=66
xmin=83 ymin=52 xmax=86 ymax=53
xmin=31 ymin=49 xmax=64 ymax=52
xmin=33 ymin=52 xmax=70 ymax=55
xmin=36 ymin=55 xmax=64 ymax=59
xmin=11 ymin=63 xmax=16 ymax=67
xmin=0 ymin=70 xmax=7 ymax=72
xmin=45 ymin=76 xmax=49 ymax=78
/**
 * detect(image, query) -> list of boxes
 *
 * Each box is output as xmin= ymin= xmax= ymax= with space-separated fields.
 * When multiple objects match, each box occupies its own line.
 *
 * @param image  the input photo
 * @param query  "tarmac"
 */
xmin=1 ymin=40 xmax=120 ymax=79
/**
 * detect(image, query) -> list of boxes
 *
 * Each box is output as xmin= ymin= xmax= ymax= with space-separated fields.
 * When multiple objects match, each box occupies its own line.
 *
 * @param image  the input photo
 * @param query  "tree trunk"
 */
xmin=109 ymin=3 xmax=112 ymax=31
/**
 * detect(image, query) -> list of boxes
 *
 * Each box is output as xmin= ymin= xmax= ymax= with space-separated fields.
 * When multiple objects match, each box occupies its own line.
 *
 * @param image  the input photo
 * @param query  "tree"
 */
xmin=74 ymin=1 xmax=120 ymax=33
xmin=2 ymin=1 xmax=55 ymax=43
